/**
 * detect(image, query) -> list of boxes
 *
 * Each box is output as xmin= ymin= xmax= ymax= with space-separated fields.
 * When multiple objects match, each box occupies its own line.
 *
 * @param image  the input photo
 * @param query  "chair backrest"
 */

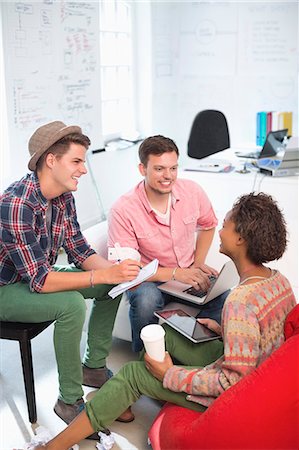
xmin=82 ymin=220 xmax=108 ymax=258
xmin=187 ymin=110 xmax=230 ymax=159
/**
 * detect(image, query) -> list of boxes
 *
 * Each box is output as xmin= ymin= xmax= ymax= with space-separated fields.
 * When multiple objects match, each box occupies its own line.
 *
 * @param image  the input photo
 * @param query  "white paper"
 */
xmin=19 ymin=426 xmax=80 ymax=450
xmin=108 ymin=259 xmax=159 ymax=299
xmin=96 ymin=431 xmax=115 ymax=450
xmin=108 ymin=243 xmax=141 ymax=262
xmin=184 ymin=158 xmax=232 ymax=173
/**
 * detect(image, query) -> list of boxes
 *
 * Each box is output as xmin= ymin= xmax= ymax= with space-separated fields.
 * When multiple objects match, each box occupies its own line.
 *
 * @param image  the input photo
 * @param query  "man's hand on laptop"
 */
xmin=174 ymin=267 xmax=213 ymax=291
xmin=189 ymin=262 xmax=218 ymax=277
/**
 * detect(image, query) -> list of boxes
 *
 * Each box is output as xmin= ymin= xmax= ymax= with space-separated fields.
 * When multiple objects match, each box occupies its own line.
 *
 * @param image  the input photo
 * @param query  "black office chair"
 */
xmin=0 ymin=320 xmax=54 ymax=423
xmin=187 ymin=110 xmax=230 ymax=159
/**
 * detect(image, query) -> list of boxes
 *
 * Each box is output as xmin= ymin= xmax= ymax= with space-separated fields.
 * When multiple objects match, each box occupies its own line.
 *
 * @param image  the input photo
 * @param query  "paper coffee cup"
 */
xmin=140 ymin=324 xmax=165 ymax=362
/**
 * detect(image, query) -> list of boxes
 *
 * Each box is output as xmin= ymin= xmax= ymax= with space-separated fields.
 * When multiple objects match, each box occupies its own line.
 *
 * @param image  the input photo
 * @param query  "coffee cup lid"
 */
xmin=140 ymin=324 xmax=165 ymax=342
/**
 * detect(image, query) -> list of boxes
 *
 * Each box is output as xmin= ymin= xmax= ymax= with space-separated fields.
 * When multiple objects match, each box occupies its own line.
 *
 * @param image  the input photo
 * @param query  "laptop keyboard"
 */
xmin=183 ymin=274 xmax=217 ymax=298
xmin=235 ymin=151 xmax=260 ymax=159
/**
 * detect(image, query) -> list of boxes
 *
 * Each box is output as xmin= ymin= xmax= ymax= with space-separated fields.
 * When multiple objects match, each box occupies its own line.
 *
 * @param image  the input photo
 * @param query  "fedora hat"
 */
xmin=28 ymin=121 xmax=82 ymax=171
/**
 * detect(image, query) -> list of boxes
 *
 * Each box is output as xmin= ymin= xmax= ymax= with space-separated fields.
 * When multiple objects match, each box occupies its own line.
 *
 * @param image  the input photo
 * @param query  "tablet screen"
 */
xmin=154 ymin=309 xmax=220 ymax=343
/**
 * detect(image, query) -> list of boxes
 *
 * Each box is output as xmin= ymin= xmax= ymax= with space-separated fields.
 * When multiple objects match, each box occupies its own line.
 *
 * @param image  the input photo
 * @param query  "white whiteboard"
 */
xmin=151 ymin=2 xmax=298 ymax=157
xmin=1 ymin=1 xmax=102 ymax=182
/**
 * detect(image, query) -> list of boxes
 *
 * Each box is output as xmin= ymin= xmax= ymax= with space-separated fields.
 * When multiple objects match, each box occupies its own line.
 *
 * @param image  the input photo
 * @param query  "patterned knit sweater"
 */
xmin=163 ymin=270 xmax=296 ymax=407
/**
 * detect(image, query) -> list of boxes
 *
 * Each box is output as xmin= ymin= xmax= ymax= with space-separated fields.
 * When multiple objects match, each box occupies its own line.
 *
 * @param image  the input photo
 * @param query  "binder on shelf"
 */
xmin=256 ymin=112 xmax=261 ymax=146
xmin=278 ymin=112 xmax=293 ymax=137
xmin=278 ymin=112 xmax=284 ymax=133
xmin=259 ymin=112 xmax=267 ymax=146
xmin=256 ymin=110 xmax=293 ymax=144
xmin=271 ymin=111 xmax=279 ymax=131
xmin=256 ymin=111 xmax=267 ymax=146
xmin=266 ymin=112 xmax=272 ymax=135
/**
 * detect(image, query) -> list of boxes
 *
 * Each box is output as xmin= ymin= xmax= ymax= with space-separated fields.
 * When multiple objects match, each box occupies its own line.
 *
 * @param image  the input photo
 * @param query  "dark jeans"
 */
xmin=195 ymin=290 xmax=230 ymax=324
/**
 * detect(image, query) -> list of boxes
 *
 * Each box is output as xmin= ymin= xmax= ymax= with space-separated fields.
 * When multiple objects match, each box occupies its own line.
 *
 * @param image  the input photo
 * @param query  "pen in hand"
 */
xmin=115 ymin=243 xmax=122 ymax=263
xmin=116 ymin=259 xmax=142 ymax=271
xmin=113 ymin=243 xmax=142 ymax=269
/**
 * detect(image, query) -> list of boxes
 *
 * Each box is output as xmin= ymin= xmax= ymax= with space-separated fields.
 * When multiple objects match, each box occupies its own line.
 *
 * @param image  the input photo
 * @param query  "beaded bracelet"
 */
xmin=90 ymin=269 xmax=95 ymax=288
xmin=171 ymin=267 xmax=178 ymax=281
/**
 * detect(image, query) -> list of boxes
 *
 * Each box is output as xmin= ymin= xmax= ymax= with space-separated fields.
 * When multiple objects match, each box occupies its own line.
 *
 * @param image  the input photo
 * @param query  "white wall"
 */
xmin=148 ymin=2 xmax=298 ymax=163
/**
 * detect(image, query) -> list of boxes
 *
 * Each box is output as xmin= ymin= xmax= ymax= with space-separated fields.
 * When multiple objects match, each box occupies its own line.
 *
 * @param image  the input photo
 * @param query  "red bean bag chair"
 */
xmin=148 ymin=304 xmax=299 ymax=450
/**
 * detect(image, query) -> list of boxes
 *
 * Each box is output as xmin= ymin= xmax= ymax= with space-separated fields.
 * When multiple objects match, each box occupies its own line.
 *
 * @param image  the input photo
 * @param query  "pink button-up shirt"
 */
xmin=108 ymin=179 xmax=217 ymax=268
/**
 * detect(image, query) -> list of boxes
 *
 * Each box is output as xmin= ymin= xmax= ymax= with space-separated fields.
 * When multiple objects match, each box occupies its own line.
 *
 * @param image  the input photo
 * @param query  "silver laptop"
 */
xmin=235 ymin=129 xmax=288 ymax=160
xmin=257 ymin=136 xmax=299 ymax=177
xmin=158 ymin=260 xmax=239 ymax=306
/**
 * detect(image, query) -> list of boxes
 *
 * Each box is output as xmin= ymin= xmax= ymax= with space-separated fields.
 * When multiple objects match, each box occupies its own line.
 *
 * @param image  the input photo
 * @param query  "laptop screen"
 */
xmin=259 ymin=129 xmax=288 ymax=159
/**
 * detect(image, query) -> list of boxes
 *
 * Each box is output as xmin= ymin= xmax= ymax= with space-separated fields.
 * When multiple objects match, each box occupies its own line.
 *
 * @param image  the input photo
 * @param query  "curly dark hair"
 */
xmin=138 ymin=135 xmax=179 ymax=166
xmin=230 ymin=192 xmax=288 ymax=264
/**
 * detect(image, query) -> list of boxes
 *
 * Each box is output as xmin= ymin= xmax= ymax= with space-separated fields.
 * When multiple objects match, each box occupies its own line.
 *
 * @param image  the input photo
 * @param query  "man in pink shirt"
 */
xmin=108 ymin=135 xmax=219 ymax=351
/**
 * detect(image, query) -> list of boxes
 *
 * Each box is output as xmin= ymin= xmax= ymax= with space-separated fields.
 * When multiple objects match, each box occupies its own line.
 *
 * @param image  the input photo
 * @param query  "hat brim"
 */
xmin=28 ymin=124 xmax=82 ymax=171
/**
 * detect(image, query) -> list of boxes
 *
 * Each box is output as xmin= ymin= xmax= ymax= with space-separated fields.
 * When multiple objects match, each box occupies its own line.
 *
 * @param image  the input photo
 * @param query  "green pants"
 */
xmin=0 ymin=266 xmax=121 ymax=404
xmin=86 ymin=324 xmax=224 ymax=431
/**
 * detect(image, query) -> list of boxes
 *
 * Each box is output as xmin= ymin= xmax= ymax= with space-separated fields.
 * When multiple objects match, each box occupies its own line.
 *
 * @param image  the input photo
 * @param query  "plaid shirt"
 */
xmin=0 ymin=172 xmax=95 ymax=292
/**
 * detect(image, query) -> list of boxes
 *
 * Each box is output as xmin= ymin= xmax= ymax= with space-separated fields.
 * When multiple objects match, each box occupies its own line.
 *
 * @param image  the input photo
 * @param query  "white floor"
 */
xmin=0 ymin=324 xmax=161 ymax=450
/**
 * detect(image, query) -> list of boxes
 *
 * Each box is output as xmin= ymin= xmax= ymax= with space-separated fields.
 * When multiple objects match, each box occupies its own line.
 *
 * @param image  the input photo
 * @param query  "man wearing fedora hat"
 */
xmin=0 ymin=121 xmax=141 ymax=431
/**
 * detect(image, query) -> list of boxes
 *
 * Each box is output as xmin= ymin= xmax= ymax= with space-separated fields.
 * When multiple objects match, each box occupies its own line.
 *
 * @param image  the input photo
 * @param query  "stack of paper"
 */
xmin=108 ymin=259 xmax=159 ymax=299
xmin=184 ymin=158 xmax=232 ymax=173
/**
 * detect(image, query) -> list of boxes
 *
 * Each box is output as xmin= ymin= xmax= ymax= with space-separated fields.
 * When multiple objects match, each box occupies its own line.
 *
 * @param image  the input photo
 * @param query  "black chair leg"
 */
xmin=19 ymin=339 xmax=37 ymax=423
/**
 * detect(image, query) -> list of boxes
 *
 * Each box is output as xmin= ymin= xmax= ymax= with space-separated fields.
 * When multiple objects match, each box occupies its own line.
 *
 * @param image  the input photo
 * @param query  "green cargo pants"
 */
xmin=0 ymin=265 xmax=121 ymax=404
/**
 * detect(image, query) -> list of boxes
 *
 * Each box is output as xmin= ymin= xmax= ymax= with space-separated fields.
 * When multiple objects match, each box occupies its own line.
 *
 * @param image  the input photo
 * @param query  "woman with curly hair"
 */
xmin=30 ymin=193 xmax=296 ymax=450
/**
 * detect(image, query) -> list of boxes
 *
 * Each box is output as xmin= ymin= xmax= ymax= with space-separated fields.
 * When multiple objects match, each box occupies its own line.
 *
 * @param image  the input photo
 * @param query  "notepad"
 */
xmin=108 ymin=259 xmax=159 ymax=299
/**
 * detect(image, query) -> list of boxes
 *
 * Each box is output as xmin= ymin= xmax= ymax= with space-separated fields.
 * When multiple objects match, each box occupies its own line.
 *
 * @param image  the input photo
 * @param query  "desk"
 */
xmin=182 ymin=149 xmax=298 ymax=297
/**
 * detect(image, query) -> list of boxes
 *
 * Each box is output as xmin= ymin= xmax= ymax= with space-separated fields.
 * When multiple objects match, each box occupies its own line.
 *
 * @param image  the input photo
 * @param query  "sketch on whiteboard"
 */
xmin=238 ymin=3 xmax=297 ymax=74
xmin=2 ymin=1 xmax=101 ymax=180
xmin=195 ymin=19 xmax=216 ymax=45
